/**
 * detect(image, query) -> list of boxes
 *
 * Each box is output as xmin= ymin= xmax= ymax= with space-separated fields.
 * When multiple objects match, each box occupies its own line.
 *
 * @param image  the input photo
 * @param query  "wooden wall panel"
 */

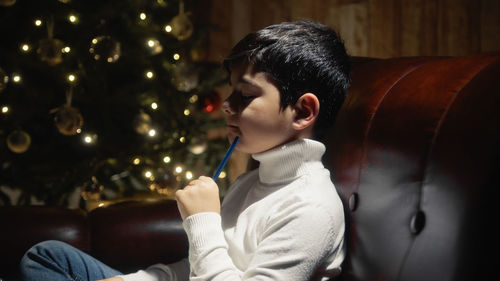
xmin=206 ymin=0 xmax=500 ymax=59
xmin=401 ymin=0 xmax=439 ymax=56
xmin=338 ymin=1 xmax=370 ymax=56
xmin=480 ymin=0 xmax=500 ymax=53
xmin=438 ymin=0 xmax=481 ymax=56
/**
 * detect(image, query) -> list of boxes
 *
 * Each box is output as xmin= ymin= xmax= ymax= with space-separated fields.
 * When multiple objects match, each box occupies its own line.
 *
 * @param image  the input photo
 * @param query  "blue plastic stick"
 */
xmin=212 ymin=136 xmax=240 ymax=181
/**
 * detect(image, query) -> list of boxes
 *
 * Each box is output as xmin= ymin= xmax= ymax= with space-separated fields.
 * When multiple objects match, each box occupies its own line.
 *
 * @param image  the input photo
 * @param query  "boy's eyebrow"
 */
xmin=237 ymin=77 xmax=260 ymax=88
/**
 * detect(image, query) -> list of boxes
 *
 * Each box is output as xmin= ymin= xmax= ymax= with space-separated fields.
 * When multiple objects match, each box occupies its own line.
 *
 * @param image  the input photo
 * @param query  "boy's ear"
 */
xmin=292 ymin=93 xmax=320 ymax=131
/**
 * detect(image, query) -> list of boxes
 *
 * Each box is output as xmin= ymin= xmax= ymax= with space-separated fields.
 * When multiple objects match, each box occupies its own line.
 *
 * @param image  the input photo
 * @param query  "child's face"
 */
xmin=222 ymin=63 xmax=298 ymax=154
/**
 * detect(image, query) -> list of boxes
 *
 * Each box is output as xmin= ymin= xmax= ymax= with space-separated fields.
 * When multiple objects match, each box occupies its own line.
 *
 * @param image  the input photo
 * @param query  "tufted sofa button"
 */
xmin=410 ymin=210 xmax=426 ymax=235
xmin=348 ymin=193 xmax=359 ymax=212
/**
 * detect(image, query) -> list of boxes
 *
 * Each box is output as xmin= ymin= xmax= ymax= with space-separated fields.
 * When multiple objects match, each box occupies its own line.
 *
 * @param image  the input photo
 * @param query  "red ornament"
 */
xmin=201 ymin=92 xmax=221 ymax=113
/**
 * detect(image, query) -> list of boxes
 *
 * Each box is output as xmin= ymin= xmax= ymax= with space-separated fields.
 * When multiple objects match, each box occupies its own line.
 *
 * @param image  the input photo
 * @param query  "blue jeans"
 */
xmin=20 ymin=240 xmax=122 ymax=281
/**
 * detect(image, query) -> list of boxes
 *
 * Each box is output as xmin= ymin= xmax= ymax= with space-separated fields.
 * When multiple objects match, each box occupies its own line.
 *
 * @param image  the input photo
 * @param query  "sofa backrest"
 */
xmin=325 ymin=54 xmax=500 ymax=281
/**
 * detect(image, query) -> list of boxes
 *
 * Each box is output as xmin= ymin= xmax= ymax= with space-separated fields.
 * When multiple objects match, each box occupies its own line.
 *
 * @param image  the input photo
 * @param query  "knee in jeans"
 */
xmin=31 ymin=240 xmax=69 ymax=253
xmin=21 ymin=240 xmax=71 ymax=264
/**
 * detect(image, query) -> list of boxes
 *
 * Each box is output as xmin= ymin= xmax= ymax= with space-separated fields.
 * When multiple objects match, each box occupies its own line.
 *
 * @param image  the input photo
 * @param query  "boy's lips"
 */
xmin=227 ymin=125 xmax=241 ymax=135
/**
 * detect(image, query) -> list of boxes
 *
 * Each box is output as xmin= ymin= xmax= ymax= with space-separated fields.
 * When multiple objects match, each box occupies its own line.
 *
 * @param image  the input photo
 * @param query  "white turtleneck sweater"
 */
xmin=120 ymin=139 xmax=345 ymax=281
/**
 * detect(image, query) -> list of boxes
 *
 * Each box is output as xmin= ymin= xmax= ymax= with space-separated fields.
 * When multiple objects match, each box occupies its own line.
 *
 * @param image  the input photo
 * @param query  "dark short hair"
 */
xmin=223 ymin=20 xmax=351 ymax=140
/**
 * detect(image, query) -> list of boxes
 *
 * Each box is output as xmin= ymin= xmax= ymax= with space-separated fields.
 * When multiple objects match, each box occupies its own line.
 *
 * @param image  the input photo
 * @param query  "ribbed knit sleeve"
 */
xmin=119 ymin=259 xmax=190 ymax=281
xmin=183 ymin=212 xmax=242 ymax=280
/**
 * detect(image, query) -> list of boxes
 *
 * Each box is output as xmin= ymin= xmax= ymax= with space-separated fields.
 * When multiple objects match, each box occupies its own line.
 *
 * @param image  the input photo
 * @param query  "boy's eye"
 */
xmin=241 ymin=94 xmax=254 ymax=102
xmin=232 ymin=90 xmax=254 ymax=103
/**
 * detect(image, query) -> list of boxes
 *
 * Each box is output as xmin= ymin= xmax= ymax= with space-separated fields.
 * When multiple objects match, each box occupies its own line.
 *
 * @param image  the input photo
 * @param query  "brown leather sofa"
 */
xmin=1 ymin=53 xmax=499 ymax=281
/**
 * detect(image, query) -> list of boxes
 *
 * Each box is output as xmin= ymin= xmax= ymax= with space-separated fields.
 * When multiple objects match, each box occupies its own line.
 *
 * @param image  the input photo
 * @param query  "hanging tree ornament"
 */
xmin=89 ymin=35 xmax=121 ymax=63
xmin=169 ymin=0 xmax=193 ymax=41
xmin=6 ymin=130 xmax=31 ymax=153
xmin=190 ymin=44 xmax=208 ymax=62
xmin=146 ymin=38 xmax=163 ymax=55
xmin=171 ymin=62 xmax=199 ymax=92
xmin=37 ymin=17 xmax=65 ymax=66
xmin=0 ymin=66 xmax=8 ymax=93
xmin=0 ymin=0 xmax=16 ymax=7
xmin=132 ymin=111 xmax=153 ymax=135
xmin=188 ymin=137 xmax=207 ymax=155
xmin=149 ymin=169 xmax=178 ymax=198
xmin=51 ymin=88 xmax=84 ymax=136
xmin=200 ymin=91 xmax=222 ymax=113
xmin=80 ymin=176 xmax=104 ymax=201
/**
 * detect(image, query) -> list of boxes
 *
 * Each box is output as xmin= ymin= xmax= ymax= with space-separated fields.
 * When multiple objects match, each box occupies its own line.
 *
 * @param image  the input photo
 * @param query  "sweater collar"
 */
xmin=251 ymin=139 xmax=326 ymax=185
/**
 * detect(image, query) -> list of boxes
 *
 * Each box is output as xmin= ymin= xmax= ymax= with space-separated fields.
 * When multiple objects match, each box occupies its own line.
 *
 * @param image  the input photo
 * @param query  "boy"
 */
xmin=21 ymin=20 xmax=350 ymax=281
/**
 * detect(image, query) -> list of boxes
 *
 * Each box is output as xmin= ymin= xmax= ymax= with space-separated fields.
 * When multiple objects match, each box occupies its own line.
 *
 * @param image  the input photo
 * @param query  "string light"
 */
xmin=83 ymin=134 xmax=97 ymax=144
xmin=139 ymin=12 xmax=147 ymax=20
xmin=34 ymin=19 xmax=42 ymax=26
xmin=68 ymin=14 xmax=78 ymax=24
xmin=163 ymin=156 xmax=171 ymax=163
xmin=183 ymin=109 xmax=190 ymax=116
xmin=148 ymin=129 xmax=156 ymax=137
xmin=62 ymin=46 xmax=71 ymax=53
xmin=219 ymin=171 xmax=227 ymax=179
xmin=12 ymin=74 xmax=21 ymax=83
xmin=189 ymin=95 xmax=198 ymax=103
xmin=20 ymin=44 xmax=30 ymax=52
xmin=133 ymin=157 xmax=141 ymax=165
xmin=164 ymin=25 xmax=172 ymax=33
xmin=151 ymin=102 xmax=158 ymax=110
xmin=175 ymin=166 xmax=183 ymax=174
xmin=67 ymin=73 xmax=76 ymax=83
xmin=179 ymin=136 xmax=186 ymax=143
xmin=185 ymin=171 xmax=193 ymax=180
xmin=146 ymin=39 xmax=162 ymax=55
xmin=173 ymin=53 xmax=180 ymax=60
xmin=144 ymin=170 xmax=153 ymax=179
xmin=145 ymin=71 xmax=154 ymax=79
xmin=1 ymin=106 xmax=9 ymax=114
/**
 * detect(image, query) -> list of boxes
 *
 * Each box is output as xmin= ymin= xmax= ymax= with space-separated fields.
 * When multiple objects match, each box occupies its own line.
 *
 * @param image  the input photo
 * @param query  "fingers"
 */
xmin=175 ymin=176 xmax=221 ymax=220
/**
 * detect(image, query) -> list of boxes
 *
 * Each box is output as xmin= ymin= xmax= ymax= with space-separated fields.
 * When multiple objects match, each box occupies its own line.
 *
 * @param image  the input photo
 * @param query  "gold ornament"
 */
xmin=53 ymin=105 xmax=84 ymax=135
xmin=6 ymin=130 xmax=31 ymax=153
xmin=80 ymin=176 xmax=104 ymax=201
xmin=149 ymin=170 xmax=178 ymax=198
xmin=188 ymin=138 xmax=207 ymax=155
xmin=169 ymin=1 xmax=193 ymax=41
xmin=89 ymin=36 xmax=121 ymax=63
xmin=0 ymin=66 xmax=8 ymax=93
xmin=146 ymin=39 xmax=163 ymax=55
xmin=132 ymin=112 xmax=153 ymax=135
xmin=37 ymin=38 xmax=64 ymax=66
xmin=190 ymin=46 xmax=207 ymax=62
xmin=37 ymin=17 xmax=64 ymax=66
xmin=0 ymin=0 xmax=16 ymax=7
xmin=171 ymin=62 xmax=199 ymax=92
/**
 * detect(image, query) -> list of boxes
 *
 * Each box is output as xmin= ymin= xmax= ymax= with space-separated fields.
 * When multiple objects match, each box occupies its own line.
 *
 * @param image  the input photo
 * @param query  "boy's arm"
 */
xmin=116 ymin=259 xmax=190 ymax=281
xmin=177 ymin=177 xmax=341 ymax=280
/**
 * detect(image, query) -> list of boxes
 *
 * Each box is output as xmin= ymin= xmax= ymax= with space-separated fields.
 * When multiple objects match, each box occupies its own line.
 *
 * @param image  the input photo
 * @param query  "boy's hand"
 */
xmin=175 ymin=176 xmax=221 ymax=220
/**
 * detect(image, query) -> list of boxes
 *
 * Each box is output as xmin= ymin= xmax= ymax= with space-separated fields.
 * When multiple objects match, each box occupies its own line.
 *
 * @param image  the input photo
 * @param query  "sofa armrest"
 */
xmin=88 ymin=199 xmax=188 ymax=274
xmin=0 ymin=206 xmax=89 ymax=280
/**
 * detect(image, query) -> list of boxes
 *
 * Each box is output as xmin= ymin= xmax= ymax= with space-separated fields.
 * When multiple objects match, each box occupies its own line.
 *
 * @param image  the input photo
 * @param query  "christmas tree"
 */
xmin=0 ymin=0 xmax=230 ymax=208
